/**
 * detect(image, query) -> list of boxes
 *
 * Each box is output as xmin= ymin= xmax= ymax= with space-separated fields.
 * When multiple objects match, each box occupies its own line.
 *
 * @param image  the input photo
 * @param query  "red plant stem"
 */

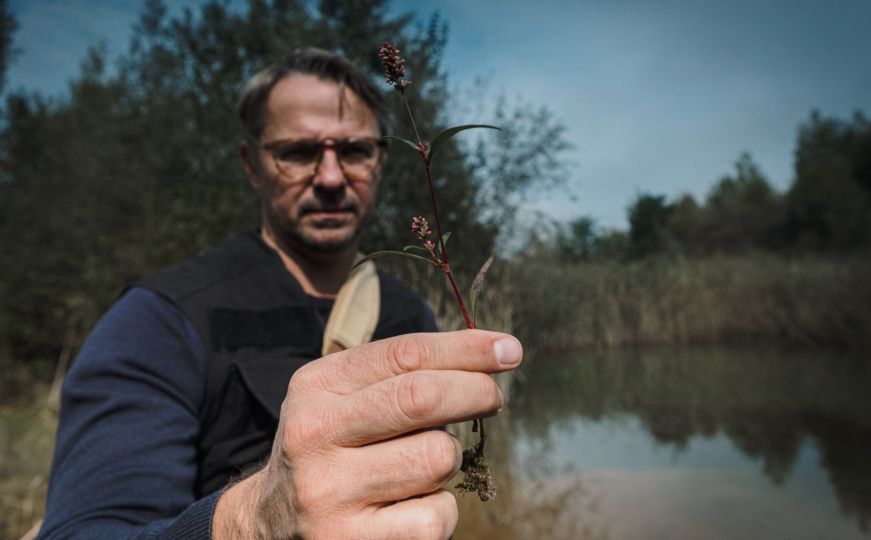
xmin=423 ymin=163 xmax=473 ymax=329
xmin=400 ymin=90 xmax=483 ymax=447
xmin=399 ymin=92 xmax=474 ymax=328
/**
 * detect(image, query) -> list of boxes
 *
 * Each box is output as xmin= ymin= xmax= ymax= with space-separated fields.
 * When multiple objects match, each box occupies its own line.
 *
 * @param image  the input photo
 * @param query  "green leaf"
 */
xmin=470 ymin=253 xmax=496 ymax=326
xmin=352 ymin=250 xmax=436 ymax=270
xmin=434 ymin=231 xmax=452 ymax=256
xmin=403 ymin=245 xmax=429 ymax=255
xmin=384 ymin=135 xmax=419 ymax=151
xmin=429 ymin=125 xmax=501 ymax=160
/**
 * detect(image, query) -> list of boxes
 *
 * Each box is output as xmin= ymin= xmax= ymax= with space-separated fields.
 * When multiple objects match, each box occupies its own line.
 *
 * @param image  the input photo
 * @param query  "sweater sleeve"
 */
xmin=38 ymin=287 xmax=217 ymax=539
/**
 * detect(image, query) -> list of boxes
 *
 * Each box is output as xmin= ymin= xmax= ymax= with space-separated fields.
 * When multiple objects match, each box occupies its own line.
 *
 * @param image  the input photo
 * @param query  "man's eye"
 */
xmin=341 ymin=142 xmax=377 ymax=162
xmin=277 ymin=144 xmax=319 ymax=163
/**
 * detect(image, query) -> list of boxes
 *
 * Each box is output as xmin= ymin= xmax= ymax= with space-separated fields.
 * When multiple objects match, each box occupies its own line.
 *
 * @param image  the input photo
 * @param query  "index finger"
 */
xmin=295 ymin=330 xmax=523 ymax=395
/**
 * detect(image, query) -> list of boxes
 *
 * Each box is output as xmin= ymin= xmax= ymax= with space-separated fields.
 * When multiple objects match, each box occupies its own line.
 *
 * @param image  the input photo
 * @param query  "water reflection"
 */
xmin=453 ymin=347 xmax=871 ymax=539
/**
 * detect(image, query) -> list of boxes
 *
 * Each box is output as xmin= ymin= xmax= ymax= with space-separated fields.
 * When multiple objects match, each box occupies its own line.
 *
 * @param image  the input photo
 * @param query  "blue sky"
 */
xmin=7 ymin=0 xmax=871 ymax=228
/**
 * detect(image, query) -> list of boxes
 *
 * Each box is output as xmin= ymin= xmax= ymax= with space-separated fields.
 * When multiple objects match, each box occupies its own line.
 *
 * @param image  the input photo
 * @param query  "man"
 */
xmin=38 ymin=48 xmax=522 ymax=539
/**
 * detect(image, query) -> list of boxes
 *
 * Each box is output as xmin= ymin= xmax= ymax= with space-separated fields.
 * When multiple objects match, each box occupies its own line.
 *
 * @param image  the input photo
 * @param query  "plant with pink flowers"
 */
xmin=356 ymin=41 xmax=501 ymax=501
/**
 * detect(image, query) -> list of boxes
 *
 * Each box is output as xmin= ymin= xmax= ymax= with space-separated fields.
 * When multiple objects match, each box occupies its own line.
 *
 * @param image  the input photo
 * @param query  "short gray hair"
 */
xmin=237 ymin=48 xmax=388 ymax=140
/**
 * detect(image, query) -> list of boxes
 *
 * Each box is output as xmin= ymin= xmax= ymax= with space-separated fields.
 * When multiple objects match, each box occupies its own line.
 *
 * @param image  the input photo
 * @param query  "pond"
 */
xmin=453 ymin=346 xmax=871 ymax=539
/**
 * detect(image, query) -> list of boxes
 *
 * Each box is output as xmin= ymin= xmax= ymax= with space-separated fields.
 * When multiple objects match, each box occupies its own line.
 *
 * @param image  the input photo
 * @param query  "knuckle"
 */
xmin=478 ymin=373 xmax=503 ymax=411
xmin=293 ymin=468 xmax=333 ymax=513
xmin=385 ymin=334 xmax=425 ymax=374
xmin=421 ymin=432 xmax=460 ymax=482
xmin=279 ymin=397 xmax=337 ymax=455
xmin=396 ymin=372 xmax=443 ymax=421
xmin=288 ymin=362 xmax=318 ymax=392
xmin=280 ymin=419 xmax=308 ymax=458
xmin=415 ymin=504 xmax=449 ymax=540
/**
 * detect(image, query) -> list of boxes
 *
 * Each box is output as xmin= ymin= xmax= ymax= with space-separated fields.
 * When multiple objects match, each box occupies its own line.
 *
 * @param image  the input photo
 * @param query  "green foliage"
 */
xmin=0 ymin=0 xmax=570 ymax=371
xmin=788 ymin=111 xmax=871 ymax=251
xmin=670 ymin=153 xmax=788 ymax=255
xmin=0 ymin=0 xmax=14 ymax=93
xmin=593 ymin=228 xmax=630 ymax=260
xmin=627 ymin=193 xmax=676 ymax=258
xmin=469 ymin=99 xmax=571 ymax=245
xmin=552 ymin=216 xmax=598 ymax=262
xmin=353 ymin=250 xmax=436 ymax=268
xmin=384 ymin=135 xmax=418 ymax=151
xmin=428 ymin=124 xmax=499 ymax=161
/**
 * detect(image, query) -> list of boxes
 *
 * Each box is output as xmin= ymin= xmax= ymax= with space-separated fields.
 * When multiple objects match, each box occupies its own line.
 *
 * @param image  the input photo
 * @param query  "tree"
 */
xmin=787 ymin=111 xmax=871 ymax=251
xmin=594 ymin=228 xmax=629 ymax=260
xmin=697 ymin=153 xmax=786 ymax=253
xmin=553 ymin=216 xmax=597 ymax=262
xmin=667 ymin=194 xmax=703 ymax=255
xmin=627 ymin=193 xmax=675 ymax=258
xmin=0 ymin=0 xmax=15 ymax=93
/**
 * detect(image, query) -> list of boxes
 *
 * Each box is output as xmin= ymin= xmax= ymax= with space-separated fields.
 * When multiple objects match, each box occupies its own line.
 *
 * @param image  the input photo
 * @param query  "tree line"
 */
xmin=546 ymin=111 xmax=871 ymax=262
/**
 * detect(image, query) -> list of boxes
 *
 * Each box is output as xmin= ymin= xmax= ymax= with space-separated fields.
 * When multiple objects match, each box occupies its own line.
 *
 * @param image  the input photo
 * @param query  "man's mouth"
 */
xmin=302 ymin=207 xmax=356 ymax=225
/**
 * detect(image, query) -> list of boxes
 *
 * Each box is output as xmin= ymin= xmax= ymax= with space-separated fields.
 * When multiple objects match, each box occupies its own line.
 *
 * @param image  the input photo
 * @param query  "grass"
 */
xmin=386 ymin=252 xmax=871 ymax=351
xmin=0 ymin=388 xmax=56 ymax=540
xmin=507 ymin=253 xmax=871 ymax=352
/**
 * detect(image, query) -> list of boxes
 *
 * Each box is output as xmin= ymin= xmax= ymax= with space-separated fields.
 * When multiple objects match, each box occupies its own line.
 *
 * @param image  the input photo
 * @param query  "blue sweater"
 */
xmin=39 ymin=287 xmax=219 ymax=539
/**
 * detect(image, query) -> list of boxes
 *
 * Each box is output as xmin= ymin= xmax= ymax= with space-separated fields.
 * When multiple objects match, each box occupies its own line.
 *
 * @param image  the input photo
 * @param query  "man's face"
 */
xmin=244 ymin=74 xmax=382 ymax=255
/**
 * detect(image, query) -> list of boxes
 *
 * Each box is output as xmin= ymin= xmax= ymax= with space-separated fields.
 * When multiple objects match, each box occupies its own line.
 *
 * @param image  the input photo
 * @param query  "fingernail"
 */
xmin=493 ymin=337 xmax=522 ymax=367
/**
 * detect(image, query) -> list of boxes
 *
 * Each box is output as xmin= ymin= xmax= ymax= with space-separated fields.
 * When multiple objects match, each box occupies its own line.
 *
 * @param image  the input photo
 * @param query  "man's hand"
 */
xmin=213 ymin=330 xmax=523 ymax=539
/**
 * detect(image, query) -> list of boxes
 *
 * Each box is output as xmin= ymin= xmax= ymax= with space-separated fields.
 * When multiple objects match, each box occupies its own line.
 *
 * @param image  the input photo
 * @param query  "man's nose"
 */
xmin=312 ymin=148 xmax=346 ymax=189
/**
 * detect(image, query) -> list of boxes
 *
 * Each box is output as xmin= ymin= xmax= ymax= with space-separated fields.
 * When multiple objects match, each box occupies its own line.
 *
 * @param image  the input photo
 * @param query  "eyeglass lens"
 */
xmin=271 ymin=139 xmax=381 ymax=181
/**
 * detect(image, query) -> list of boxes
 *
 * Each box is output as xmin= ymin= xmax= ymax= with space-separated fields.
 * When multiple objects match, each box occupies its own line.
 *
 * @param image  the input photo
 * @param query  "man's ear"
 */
xmin=239 ymin=139 xmax=263 ymax=190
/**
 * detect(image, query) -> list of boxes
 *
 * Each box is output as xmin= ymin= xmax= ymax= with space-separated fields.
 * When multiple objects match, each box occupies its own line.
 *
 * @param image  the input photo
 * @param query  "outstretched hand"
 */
xmin=213 ymin=329 xmax=523 ymax=539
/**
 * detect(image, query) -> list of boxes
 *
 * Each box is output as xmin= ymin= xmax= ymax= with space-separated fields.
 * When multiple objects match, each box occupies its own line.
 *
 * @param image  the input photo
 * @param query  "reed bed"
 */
xmin=508 ymin=253 xmax=871 ymax=352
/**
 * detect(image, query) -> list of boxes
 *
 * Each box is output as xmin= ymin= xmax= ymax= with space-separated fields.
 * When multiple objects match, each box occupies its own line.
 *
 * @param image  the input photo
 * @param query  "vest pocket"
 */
xmin=235 ymin=353 xmax=313 ymax=419
xmin=197 ymin=354 xmax=312 ymax=496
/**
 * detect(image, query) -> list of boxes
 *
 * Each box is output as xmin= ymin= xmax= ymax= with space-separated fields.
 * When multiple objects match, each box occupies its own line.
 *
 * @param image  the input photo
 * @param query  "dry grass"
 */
xmin=509 ymin=253 xmax=871 ymax=352
xmin=0 ymin=390 xmax=55 ymax=540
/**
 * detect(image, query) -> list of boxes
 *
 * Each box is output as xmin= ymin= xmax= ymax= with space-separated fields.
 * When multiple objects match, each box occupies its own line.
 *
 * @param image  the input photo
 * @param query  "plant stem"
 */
xmin=423 ymin=163 xmax=474 ymax=329
xmin=401 ymin=92 xmax=474 ymax=329
xmin=400 ymin=90 xmax=424 ymax=149
xmin=400 ymin=90 xmax=484 ymax=453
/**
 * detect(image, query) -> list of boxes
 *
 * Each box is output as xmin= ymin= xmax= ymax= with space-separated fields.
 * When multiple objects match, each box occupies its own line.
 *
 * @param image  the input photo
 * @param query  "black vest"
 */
xmin=138 ymin=231 xmax=434 ymax=496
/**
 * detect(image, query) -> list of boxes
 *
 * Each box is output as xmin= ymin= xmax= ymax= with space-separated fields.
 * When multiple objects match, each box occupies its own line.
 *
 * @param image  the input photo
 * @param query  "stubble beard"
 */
xmin=266 ymin=203 xmax=371 ymax=257
xmin=295 ymin=217 xmax=363 ymax=254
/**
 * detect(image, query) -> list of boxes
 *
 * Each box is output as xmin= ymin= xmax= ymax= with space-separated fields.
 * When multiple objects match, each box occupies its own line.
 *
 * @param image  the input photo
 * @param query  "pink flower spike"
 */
xmin=378 ymin=42 xmax=412 ymax=91
xmin=411 ymin=216 xmax=431 ymax=239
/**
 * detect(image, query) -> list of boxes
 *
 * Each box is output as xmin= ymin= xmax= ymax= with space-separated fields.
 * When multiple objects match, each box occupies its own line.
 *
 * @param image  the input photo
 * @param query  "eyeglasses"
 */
xmin=258 ymin=136 xmax=387 ymax=183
